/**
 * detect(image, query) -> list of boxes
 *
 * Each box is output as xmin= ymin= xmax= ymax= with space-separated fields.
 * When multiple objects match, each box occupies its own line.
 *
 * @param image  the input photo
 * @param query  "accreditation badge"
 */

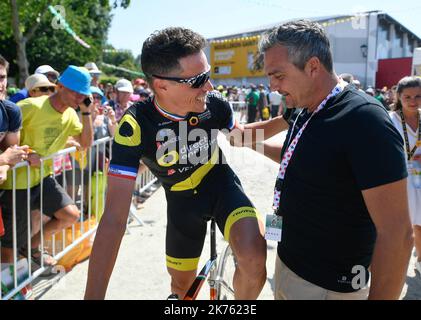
xmin=264 ymin=214 xmax=282 ymax=242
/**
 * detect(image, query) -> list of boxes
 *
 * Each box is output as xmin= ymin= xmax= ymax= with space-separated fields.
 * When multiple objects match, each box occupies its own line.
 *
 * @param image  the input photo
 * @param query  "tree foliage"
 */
xmin=0 ymin=0 xmax=131 ymax=83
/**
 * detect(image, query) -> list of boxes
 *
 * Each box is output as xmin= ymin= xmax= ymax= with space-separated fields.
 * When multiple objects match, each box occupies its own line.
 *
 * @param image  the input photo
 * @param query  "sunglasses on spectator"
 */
xmin=35 ymin=86 xmax=55 ymax=93
xmin=152 ymin=70 xmax=210 ymax=89
xmin=92 ymin=95 xmax=102 ymax=101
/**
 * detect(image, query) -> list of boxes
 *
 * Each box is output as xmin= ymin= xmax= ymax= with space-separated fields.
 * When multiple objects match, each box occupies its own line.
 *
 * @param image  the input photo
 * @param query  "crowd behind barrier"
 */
xmin=0 ymin=137 xmax=158 ymax=300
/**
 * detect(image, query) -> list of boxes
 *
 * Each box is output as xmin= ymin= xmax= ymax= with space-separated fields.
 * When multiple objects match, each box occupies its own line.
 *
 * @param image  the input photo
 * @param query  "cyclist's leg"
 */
xmin=165 ymin=192 xmax=209 ymax=298
xmin=228 ymin=214 xmax=266 ymax=299
xmin=215 ymin=175 xmax=266 ymax=299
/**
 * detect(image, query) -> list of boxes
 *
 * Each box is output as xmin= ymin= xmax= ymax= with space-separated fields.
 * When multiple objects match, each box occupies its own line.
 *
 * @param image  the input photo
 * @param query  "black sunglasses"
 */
xmin=36 ymin=86 xmax=55 ymax=93
xmin=152 ymin=70 xmax=210 ymax=89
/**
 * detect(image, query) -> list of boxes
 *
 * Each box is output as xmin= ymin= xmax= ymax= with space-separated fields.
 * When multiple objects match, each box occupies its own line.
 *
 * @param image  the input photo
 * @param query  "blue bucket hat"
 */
xmin=59 ymin=65 xmax=91 ymax=95
xmin=90 ymin=86 xmax=104 ymax=97
xmin=90 ymin=86 xmax=106 ymax=104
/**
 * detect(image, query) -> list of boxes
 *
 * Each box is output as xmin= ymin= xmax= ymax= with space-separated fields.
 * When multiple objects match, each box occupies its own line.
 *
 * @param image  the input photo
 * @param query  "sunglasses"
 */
xmin=152 ymin=70 xmax=210 ymax=89
xmin=93 ymin=95 xmax=102 ymax=101
xmin=35 ymin=86 xmax=55 ymax=93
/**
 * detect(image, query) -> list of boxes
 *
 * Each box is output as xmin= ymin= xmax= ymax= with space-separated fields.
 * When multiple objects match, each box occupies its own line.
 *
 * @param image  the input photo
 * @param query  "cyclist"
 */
xmin=85 ymin=27 xmax=267 ymax=300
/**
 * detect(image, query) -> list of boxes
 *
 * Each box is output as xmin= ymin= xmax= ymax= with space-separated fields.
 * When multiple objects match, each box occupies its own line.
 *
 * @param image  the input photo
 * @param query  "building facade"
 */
xmin=206 ymin=11 xmax=421 ymax=89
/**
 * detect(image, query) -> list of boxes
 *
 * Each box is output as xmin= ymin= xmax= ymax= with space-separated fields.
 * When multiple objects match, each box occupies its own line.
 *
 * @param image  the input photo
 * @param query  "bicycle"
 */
xmin=182 ymin=219 xmax=237 ymax=300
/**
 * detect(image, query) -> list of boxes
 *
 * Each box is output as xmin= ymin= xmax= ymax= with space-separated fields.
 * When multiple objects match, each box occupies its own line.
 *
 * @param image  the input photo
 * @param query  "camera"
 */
xmin=103 ymin=108 xmax=108 ymax=115
xmin=83 ymin=97 xmax=92 ymax=107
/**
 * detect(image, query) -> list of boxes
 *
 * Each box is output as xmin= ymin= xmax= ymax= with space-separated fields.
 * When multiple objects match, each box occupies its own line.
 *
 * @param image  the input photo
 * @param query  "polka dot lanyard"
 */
xmin=273 ymin=83 xmax=344 ymax=214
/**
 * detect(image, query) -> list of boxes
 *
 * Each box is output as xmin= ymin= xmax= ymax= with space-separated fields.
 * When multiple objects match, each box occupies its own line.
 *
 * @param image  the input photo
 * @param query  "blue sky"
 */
xmin=107 ymin=0 xmax=421 ymax=57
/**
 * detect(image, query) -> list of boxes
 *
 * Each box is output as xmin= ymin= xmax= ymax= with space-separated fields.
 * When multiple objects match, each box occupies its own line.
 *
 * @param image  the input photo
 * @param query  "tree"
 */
xmin=102 ymin=45 xmax=141 ymax=79
xmin=0 ymin=0 xmax=131 ymax=86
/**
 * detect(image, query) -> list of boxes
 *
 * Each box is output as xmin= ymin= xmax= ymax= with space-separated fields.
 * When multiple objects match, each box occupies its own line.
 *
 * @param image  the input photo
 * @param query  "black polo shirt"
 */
xmin=277 ymin=85 xmax=407 ymax=292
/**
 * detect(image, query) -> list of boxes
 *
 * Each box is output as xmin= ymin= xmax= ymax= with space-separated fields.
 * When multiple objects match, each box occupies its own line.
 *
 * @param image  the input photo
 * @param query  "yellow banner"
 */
xmin=210 ymin=36 xmax=265 ymax=79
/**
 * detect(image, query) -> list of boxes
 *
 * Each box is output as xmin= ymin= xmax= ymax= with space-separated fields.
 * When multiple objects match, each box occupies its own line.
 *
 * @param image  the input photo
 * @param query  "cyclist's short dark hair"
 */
xmin=259 ymin=20 xmax=333 ymax=73
xmin=141 ymin=27 xmax=206 ymax=84
xmin=0 ymin=54 xmax=9 ymax=72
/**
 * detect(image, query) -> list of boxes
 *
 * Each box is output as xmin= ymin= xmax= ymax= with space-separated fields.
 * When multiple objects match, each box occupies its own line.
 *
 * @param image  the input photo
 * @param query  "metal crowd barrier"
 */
xmin=0 ymin=137 xmax=158 ymax=300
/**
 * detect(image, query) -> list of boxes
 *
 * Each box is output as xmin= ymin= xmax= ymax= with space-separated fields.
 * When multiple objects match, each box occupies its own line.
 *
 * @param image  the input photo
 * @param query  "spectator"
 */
xmin=375 ymin=87 xmax=389 ymax=110
xmin=104 ymin=82 xmax=116 ymax=102
xmin=0 ymin=65 xmax=94 ymax=266
xmin=268 ymin=88 xmax=283 ymax=118
xmin=352 ymin=79 xmax=365 ymax=93
xmin=0 ymin=54 xmax=28 ymax=185
xmin=256 ymin=84 xmax=268 ymax=121
xmin=9 ymin=65 xmax=59 ymax=103
xmin=388 ymin=76 xmax=421 ymax=275
xmin=339 ymin=73 xmax=354 ymax=84
xmin=237 ymin=85 xmax=247 ymax=123
xmin=84 ymin=62 xmax=102 ymax=87
xmin=240 ymin=19 xmax=412 ymax=300
xmin=91 ymin=86 xmax=117 ymax=139
xmin=246 ymin=84 xmax=259 ymax=123
xmin=133 ymin=78 xmax=147 ymax=94
xmin=25 ymin=74 xmax=56 ymax=98
xmin=365 ymin=87 xmax=375 ymax=97
xmin=106 ymin=78 xmax=133 ymax=123
xmin=137 ymin=88 xmax=152 ymax=102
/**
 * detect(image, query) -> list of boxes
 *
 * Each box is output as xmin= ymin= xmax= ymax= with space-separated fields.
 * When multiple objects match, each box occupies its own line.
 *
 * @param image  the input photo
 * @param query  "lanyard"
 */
xmin=273 ymin=83 xmax=344 ymax=214
xmin=399 ymin=109 xmax=421 ymax=161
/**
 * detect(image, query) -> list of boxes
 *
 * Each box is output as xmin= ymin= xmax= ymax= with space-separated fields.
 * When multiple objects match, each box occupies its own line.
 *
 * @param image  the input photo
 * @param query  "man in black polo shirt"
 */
xmin=232 ymin=20 xmax=413 ymax=299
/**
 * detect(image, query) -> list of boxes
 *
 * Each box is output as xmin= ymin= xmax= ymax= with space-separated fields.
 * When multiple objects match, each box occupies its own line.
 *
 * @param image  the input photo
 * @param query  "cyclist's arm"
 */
xmin=84 ymin=175 xmax=135 ymax=299
xmin=227 ymin=116 xmax=289 ymax=147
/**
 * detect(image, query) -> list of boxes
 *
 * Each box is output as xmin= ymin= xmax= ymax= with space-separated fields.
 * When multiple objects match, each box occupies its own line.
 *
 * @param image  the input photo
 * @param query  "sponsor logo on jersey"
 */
xmin=189 ymin=116 xmax=199 ymax=126
xmin=158 ymin=120 xmax=173 ymax=126
xmin=198 ymin=109 xmax=211 ymax=122
xmin=115 ymin=114 xmax=141 ymax=147
xmin=157 ymin=150 xmax=179 ymax=167
xmin=167 ymin=169 xmax=176 ymax=176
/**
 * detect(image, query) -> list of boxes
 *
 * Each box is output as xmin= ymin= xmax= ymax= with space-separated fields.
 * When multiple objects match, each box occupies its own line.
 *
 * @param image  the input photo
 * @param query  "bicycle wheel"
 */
xmin=216 ymin=244 xmax=237 ymax=300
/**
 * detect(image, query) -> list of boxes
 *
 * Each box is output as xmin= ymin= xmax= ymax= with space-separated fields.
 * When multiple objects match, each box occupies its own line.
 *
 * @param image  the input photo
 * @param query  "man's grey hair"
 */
xmin=259 ymin=20 xmax=333 ymax=73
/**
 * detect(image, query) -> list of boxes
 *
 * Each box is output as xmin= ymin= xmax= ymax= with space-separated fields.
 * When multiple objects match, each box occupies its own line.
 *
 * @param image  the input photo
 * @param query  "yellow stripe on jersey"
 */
xmin=224 ymin=206 xmax=262 ymax=241
xmin=166 ymin=255 xmax=200 ymax=271
xmin=170 ymin=147 xmax=219 ymax=191
xmin=115 ymin=114 xmax=141 ymax=147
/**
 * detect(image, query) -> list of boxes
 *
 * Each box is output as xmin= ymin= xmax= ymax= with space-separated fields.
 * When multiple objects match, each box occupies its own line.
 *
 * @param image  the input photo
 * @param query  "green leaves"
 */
xmin=1 ymin=0 xmax=131 ymax=82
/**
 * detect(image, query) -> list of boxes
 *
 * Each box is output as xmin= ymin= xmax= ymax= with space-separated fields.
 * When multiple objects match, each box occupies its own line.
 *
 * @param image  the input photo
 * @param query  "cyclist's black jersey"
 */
xmin=109 ymin=93 xmax=261 ymax=271
xmin=109 ymin=92 xmax=237 ymax=194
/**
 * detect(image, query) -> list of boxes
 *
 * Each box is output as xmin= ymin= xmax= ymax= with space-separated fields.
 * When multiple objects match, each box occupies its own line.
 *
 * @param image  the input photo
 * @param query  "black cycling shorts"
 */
xmin=165 ymin=165 xmax=260 ymax=271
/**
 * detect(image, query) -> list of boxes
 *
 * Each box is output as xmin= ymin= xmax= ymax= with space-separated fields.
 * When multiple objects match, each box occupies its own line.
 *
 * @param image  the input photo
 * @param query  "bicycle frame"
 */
xmin=183 ymin=219 xmax=219 ymax=300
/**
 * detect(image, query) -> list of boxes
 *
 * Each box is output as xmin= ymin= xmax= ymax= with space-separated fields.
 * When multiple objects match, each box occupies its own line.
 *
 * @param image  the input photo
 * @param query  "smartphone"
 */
xmin=83 ymin=97 xmax=92 ymax=107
